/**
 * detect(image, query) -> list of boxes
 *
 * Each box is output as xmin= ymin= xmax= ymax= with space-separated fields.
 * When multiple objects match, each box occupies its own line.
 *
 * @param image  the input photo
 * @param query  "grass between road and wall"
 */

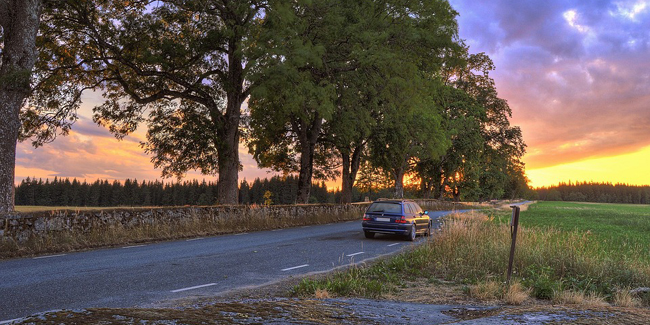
xmin=0 ymin=201 xmax=471 ymax=259
xmin=14 ymin=206 xmax=129 ymax=213
xmin=293 ymin=202 xmax=650 ymax=307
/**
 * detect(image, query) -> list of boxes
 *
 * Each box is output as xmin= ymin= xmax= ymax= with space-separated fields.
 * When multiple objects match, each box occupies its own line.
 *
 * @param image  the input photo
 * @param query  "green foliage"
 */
xmin=263 ymin=190 xmax=273 ymax=206
xmin=35 ymin=0 xmax=273 ymax=204
xmin=415 ymin=48 xmax=528 ymax=202
xmin=522 ymin=265 xmax=561 ymax=300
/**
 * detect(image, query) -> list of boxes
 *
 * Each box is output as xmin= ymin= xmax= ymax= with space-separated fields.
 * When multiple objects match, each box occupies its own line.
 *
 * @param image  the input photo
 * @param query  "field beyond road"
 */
xmin=499 ymin=201 xmax=650 ymax=261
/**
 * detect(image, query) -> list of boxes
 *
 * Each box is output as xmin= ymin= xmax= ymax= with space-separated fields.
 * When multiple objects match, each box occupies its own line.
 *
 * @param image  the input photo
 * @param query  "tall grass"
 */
xmin=429 ymin=212 xmax=650 ymax=297
xmin=294 ymin=210 xmax=650 ymax=304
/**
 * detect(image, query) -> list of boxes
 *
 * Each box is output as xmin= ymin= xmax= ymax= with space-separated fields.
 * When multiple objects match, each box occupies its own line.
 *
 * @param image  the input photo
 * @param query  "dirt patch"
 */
xmin=11 ymin=280 xmax=650 ymax=325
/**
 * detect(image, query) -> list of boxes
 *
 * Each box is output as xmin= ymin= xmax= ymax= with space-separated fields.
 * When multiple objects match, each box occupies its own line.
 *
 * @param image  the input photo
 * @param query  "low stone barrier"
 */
xmin=0 ymin=199 xmax=458 ymax=243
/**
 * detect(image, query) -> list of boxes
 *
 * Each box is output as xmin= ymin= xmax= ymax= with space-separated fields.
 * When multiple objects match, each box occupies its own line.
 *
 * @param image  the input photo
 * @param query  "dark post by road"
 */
xmin=506 ymin=205 xmax=521 ymax=286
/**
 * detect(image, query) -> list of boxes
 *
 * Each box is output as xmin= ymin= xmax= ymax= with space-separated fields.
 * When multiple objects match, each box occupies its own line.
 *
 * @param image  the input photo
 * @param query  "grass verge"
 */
xmin=293 ymin=206 xmax=650 ymax=306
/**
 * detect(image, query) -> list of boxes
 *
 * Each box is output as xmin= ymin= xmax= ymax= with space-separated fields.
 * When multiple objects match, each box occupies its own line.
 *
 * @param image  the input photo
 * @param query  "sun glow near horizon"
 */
xmin=525 ymin=144 xmax=650 ymax=188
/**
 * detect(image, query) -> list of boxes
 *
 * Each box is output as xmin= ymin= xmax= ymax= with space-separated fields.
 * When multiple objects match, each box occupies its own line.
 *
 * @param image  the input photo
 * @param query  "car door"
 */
xmin=406 ymin=203 xmax=420 ymax=230
xmin=411 ymin=203 xmax=426 ymax=230
xmin=413 ymin=202 xmax=431 ymax=229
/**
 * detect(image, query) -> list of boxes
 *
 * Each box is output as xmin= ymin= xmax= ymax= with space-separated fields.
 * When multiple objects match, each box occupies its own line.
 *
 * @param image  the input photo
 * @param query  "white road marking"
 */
xmin=346 ymin=252 xmax=364 ymax=257
xmin=271 ymin=229 xmax=281 ymax=232
xmin=186 ymin=238 xmax=204 ymax=242
xmin=387 ymin=243 xmax=401 ymax=247
xmin=171 ymin=283 xmax=217 ymax=293
xmin=234 ymin=233 xmax=248 ymax=236
xmin=122 ymin=245 xmax=146 ymax=249
xmin=33 ymin=254 xmax=66 ymax=259
xmin=282 ymin=264 xmax=309 ymax=271
xmin=0 ymin=318 xmax=22 ymax=324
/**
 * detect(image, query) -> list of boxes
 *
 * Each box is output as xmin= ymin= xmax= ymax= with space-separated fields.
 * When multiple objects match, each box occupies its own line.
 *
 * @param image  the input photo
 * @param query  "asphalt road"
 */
xmin=0 ymin=209 xmax=470 ymax=323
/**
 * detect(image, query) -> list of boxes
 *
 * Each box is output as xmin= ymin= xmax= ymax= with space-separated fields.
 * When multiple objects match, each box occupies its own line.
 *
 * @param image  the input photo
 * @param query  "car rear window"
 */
xmin=367 ymin=202 xmax=402 ymax=213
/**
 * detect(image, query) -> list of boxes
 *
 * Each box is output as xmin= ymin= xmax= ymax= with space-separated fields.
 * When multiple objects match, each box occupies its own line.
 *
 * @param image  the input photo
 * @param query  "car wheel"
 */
xmin=407 ymin=224 xmax=416 ymax=241
xmin=424 ymin=222 xmax=432 ymax=237
xmin=364 ymin=231 xmax=375 ymax=239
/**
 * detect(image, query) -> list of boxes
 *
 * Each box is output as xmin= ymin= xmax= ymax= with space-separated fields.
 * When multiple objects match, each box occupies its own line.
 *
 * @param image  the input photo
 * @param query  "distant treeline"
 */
xmin=535 ymin=182 xmax=650 ymax=204
xmin=14 ymin=176 xmax=335 ymax=207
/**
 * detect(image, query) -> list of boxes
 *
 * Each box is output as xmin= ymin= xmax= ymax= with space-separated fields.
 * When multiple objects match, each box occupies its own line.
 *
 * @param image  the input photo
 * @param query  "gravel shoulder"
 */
xmin=11 ymin=274 xmax=650 ymax=325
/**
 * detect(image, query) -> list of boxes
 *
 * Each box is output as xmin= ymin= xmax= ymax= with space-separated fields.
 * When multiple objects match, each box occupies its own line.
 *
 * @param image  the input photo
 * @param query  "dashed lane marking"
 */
xmin=171 ymin=283 xmax=217 ymax=293
xmin=122 ymin=245 xmax=146 ymax=249
xmin=346 ymin=252 xmax=364 ymax=257
xmin=387 ymin=243 xmax=401 ymax=247
xmin=33 ymin=254 xmax=66 ymax=259
xmin=282 ymin=264 xmax=309 ymax=271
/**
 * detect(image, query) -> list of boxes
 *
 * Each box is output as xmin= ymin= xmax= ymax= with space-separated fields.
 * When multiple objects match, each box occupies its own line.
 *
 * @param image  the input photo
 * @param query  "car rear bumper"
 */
xmin=362 ymin=221 xmax=411 ymax=235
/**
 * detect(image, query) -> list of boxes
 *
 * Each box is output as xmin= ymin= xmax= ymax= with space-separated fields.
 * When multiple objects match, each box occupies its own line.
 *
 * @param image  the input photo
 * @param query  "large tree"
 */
xmin=366 ymin=0 xmax=461 ymax=198
xmin=416 ymin=83 xmax=485 ymax=201
xmin=42 ymin=0 xmax=270 ymax=205
xmin=0 ymin=0 xmax=43 ymax=213
xmin=420 ymin=49 xmax=527 ymax=201
xmin=249 ymin=0 xmax=462 ymax=202
xmin=248 ymin=0 xmax=356 ymax=204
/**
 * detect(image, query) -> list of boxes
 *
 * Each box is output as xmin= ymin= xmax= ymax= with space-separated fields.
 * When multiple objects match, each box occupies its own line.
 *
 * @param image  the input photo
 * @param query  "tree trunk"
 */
xmin=296 ymin=141 xmax=314 ymax=204
xmin=215 ymin=38 xmax=245 ymax=205
xmin=0 ymin=93 xmax=22 ymax=213
xmin=341 ymin=153 xmax=351 ymax=204
xmin=420 ymin=176 xmax=431 ymax=199
xmin=452 ymin=186 xmax=460 ymax=202
xmin=339 ymin=144 xmax=363 ymax=204
xmin=296 ymin=115 xmax=322 ymax=204
xmin=0 ymin=0 xmax=43 ymax=213
xmin=216 ymin=134 xmax=239 ymax=205
xmin=393 ymin=168 xmax=405 ymax=199
xmin=215 ymin=98 xmax=242 ymax=205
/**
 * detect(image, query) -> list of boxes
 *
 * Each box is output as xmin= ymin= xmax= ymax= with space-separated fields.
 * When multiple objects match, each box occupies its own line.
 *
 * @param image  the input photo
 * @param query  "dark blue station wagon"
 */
xmin=361 ymin=199 xmax=431 ymax=241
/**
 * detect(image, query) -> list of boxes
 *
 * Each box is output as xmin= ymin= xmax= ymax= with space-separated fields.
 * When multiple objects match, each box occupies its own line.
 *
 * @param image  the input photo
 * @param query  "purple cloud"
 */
xmin=450 ymin=0 xmax=650 ymax=168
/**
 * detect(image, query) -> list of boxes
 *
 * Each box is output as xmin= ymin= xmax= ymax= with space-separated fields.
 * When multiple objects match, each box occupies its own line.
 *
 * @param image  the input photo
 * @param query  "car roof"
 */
xmin=373 ymin=199 xmax=414 ymax=204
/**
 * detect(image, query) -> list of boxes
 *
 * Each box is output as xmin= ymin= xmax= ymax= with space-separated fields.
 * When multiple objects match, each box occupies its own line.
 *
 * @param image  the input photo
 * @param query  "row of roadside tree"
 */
xmin=1 ymin=0 xmax=528 ymax=212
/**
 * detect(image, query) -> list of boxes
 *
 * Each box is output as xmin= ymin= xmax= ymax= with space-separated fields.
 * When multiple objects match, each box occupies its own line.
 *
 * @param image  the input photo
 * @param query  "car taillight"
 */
xmin=362 ymin=214 xmax=371 ymax=221
xmin=395 ymin=216 xmax=408 ymax=223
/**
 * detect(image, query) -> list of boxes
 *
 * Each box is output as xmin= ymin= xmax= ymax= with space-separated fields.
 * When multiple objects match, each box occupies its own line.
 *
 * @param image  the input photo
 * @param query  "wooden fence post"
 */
xmin=506 ymin=205 xmax=521 ymax=286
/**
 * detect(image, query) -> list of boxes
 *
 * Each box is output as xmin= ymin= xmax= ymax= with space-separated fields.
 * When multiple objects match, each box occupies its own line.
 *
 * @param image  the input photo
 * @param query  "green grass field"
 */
xmin=503 ymin=201 xmax=650 ymax=260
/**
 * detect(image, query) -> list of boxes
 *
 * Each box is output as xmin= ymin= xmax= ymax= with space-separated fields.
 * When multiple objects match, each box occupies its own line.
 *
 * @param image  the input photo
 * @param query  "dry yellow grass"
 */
xmin=505 ymin=281 xmax=530 ymax=305
xmin=553 ymin=290 xmax=587 ymax=305
xmin=469 ymin=281 xmax=501 ymax=301
xmin=553 ymin=290 xmax=609 ymax=307
xmin=314 ymin=289 xmax=331 ymax=299
xmin=613 ymin=288 xmax=641 ymax=308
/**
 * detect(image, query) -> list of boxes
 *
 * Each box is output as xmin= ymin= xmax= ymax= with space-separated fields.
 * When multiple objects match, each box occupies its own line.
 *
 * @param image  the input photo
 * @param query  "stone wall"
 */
xmin=0 ymin=199 xmax=458 ymax=243
xmin=0 ymin=203 xmax=371 ymax=242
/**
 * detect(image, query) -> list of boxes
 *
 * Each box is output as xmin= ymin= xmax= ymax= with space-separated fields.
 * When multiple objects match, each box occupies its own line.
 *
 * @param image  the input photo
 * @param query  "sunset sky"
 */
xmin=15 ymin=0 xmax=650 ymax=189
